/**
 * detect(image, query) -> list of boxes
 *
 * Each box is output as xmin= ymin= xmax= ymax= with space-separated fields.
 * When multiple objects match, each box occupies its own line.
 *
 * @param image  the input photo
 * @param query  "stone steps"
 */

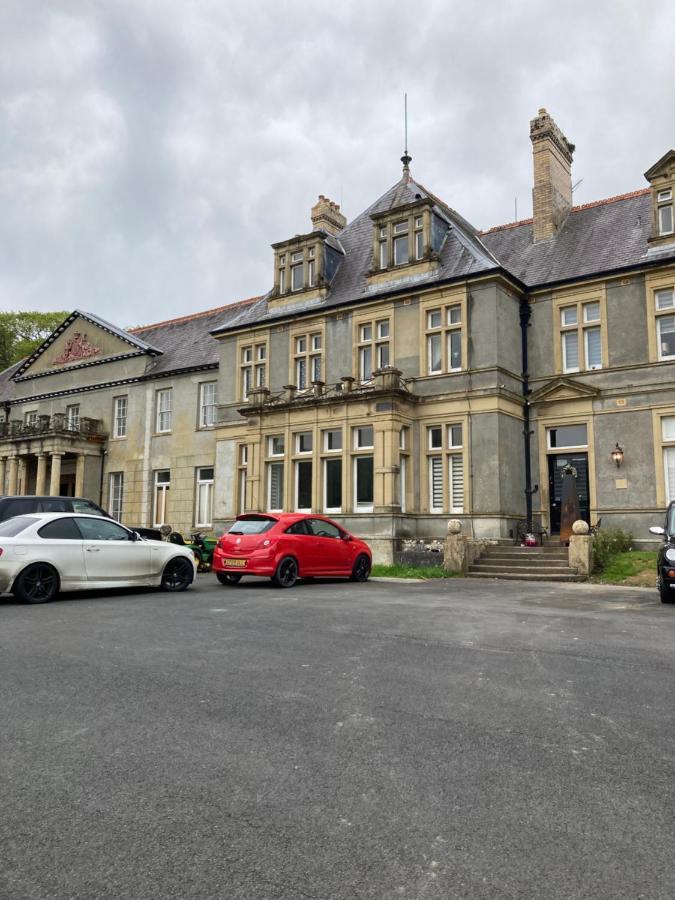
xmin=467 ymin=541 xmax=584 ymax=582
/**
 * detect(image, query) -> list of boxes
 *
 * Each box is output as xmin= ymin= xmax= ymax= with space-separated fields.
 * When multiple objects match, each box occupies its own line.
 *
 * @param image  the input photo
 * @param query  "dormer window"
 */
xmin=371 ymin=201 xmax=448 ymax=275
xmin=658 ymin=189 xmax=673 ymax=236
xmin=272 ymin=231 xmax=344 ymax=302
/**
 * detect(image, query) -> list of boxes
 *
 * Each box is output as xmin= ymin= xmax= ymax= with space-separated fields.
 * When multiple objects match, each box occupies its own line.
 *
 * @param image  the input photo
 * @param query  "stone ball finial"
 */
xmin=447 ymin=519 xmax=462 ymax=535
xmin=572 ymin=520 xmax=589 ymax=535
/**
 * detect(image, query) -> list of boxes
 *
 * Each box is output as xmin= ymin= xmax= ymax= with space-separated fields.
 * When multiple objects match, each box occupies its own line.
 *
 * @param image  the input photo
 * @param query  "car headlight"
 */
xmin=665 ymin=548 xmax=675 ymax=564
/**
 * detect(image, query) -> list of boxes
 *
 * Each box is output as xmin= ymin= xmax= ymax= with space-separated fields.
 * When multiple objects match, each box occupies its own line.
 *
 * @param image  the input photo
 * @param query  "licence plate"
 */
xmin=224 ymin=558 xmax=247 ymax=567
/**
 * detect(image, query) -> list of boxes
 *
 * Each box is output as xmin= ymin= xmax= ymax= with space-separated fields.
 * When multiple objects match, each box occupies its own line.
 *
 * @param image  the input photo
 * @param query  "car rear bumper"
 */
xmin=212 ymin=547 xmax=276 ymax=577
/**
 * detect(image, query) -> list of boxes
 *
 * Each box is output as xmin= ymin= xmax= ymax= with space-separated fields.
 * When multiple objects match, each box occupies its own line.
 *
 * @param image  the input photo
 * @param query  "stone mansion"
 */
xmin=1 ymin=109 xmax=674 ymax=560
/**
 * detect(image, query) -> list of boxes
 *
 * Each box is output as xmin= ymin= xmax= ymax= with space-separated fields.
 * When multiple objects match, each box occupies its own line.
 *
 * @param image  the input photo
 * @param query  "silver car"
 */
xmin=0 ymin=513 xmax=196 ymax=603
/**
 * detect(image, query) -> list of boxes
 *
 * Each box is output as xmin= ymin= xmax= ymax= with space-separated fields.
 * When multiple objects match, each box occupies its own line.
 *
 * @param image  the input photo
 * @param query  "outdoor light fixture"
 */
xmin=611 ymin=442 xmax=624 ymax=468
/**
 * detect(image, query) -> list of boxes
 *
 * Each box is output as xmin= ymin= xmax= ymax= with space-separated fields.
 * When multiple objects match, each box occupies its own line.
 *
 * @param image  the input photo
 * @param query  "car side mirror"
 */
xmin=649 ymin=526 xmax=665 ymax=536
xmin=342 ymin=533 xmax=352 ymax=541
xmin=131 ymin=530 xmax=141 ymax=542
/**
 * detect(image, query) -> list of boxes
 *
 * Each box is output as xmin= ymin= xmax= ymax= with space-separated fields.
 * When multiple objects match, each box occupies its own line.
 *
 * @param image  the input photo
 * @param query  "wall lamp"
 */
xmin=611 ymin=442 xmax=624 ymax=468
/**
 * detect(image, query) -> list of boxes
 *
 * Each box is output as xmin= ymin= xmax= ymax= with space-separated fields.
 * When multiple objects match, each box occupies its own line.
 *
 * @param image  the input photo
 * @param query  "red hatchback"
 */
xmin=212 ymin=513 xmax=372 ymax=588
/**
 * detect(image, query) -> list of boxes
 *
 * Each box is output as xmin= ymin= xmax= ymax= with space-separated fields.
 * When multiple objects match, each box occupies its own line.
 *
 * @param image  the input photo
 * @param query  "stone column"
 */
xmin=0 ymin=457 xmax=6 ymax=494
xmin=17 ymin=457 xmax=27 ymax=495
xmin=49 ymin=452 xmax=63 ymax=495
xmin=7 ymin=456 xmax=19 ymax=494
xmin=75 ymin=453 xmax=86 ymax=496
xmin=36 ymin=454 xmax=48 ymax=494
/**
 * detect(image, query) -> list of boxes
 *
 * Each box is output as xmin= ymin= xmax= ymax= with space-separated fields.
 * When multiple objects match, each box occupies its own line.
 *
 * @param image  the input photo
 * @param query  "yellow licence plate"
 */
xmin=224 ymin=558 xmax=247 ymax=567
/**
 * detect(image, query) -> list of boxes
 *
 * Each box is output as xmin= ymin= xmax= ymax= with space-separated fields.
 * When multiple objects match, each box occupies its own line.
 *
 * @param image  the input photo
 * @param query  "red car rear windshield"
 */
xmin=228 ymin=517 xmax=276 ymax=535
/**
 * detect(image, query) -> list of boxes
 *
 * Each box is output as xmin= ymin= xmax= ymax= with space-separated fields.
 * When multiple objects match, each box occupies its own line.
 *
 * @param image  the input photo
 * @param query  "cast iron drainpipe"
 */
xmin=520 ymin=296 xmax=534 ymax=532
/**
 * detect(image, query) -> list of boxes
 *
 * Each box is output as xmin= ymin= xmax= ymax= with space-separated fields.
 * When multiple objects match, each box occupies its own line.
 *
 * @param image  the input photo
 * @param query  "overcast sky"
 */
xmin=1 ymin=1 xmax=674 ymax=328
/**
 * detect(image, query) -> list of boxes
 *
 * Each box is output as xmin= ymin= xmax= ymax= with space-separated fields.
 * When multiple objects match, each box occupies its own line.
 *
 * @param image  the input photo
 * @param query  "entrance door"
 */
xmin=548 ymin=453 xmax=590 ymax=534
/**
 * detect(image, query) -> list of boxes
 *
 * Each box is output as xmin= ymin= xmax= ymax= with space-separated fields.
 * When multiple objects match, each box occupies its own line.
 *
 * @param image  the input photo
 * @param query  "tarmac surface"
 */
xmin=1 ymin=575 xmax=673 ymax=899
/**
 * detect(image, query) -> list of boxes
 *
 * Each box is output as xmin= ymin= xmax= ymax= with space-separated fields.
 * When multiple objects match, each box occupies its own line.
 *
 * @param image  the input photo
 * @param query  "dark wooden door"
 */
xmin=548 ymin=453 xmax=590 ymax=534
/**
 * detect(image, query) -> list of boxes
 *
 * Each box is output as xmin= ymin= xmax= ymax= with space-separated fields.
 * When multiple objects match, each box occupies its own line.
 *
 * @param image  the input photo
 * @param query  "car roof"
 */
xmin=235 ymin=512 xmax=333 ymax=523
xmin=8 ymin=512 xmax=123 ymax=522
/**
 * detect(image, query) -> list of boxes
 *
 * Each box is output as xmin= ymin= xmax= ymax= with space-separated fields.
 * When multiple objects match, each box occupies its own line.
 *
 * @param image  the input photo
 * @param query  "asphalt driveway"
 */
xmin=1 ymin=576 xmax=673 ymax=899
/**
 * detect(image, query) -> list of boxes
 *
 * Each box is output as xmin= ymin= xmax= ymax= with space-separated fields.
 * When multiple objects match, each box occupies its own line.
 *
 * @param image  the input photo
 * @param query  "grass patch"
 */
xmin=371 ymin=563 xmax=451 ymax=579
xmin=591 ymin=550 xmax=657 ymax=586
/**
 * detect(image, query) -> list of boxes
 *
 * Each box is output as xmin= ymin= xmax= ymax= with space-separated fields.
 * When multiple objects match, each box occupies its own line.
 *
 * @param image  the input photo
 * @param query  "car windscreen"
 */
xmin=228 ymin=517 xmax=275 ymax=535
xmin=0 ymin=516 xmax=37 ymax=537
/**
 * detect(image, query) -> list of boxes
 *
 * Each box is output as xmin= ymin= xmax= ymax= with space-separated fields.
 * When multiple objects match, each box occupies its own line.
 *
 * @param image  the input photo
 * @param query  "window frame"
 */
xmin=195 ymin=466 xmax=214 ymax=527
xmin=238 ymin=337 xmax=268 ymax=401
xmin=290 ymin=326 xmax=324 ymax=391
xmin=109 ymin=472 xmax=124 ymax=521
xmin=199 ymin=381 xmax=217 ymax=428
xmin=354 ymin=313 xmax=392 ymax=382
xmin=66 ymin=403 xmax=80 ymax=431
xmin=113 ymin=395 xmax=128 ymax=439
xmin=554 ymin=290 xmax=607 ymax=375
xmin=425 ymin=421 xmax=466 ymax=514
xmin=422 ymin=294 xmax=466 ymax=377
xmin=156 ymin=388 xmax=172 ymax=433
xmin=153 ymin=469 xmax=171 ymax=526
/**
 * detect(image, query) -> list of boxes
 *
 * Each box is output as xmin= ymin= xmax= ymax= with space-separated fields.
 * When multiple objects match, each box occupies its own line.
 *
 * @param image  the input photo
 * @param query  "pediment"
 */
xmin=644 ymin=150 xmax=675 ymax=181
xmin=13 ymin=310 xmax=161 ymax=381
xmin=529 ymin=376 xmax=599 ymax=404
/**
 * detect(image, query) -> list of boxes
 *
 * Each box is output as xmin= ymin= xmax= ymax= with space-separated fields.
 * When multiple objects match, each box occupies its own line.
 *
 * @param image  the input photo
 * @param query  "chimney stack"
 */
xmin=311 ymin=195 xmax=347 ymax=236
xmin=530 ymin=108 xmax=575 ymax=242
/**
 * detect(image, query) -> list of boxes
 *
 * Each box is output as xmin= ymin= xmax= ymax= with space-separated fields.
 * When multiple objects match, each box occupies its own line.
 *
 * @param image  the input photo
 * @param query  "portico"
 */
xmin=0 ymin=415 xmax=106 ymax=499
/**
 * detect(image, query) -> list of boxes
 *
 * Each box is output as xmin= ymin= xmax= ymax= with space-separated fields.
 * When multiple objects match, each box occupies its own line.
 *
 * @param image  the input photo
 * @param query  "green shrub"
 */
xmin=593 ymin=528 xmax=633 ymax=572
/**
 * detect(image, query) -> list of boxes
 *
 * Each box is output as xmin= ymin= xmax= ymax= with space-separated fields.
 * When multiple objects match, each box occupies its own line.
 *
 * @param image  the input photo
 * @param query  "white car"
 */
xmin=0 ymin=513 xmax=197 ymax=603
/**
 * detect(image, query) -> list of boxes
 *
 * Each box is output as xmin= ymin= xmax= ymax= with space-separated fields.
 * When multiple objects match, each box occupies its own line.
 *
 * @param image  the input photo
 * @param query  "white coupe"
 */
xmin=0 ymin=513 xmax=197 ymax=603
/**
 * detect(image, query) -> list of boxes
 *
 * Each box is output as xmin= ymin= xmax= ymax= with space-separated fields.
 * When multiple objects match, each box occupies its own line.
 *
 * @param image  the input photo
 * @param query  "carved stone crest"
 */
xmin=54 ymin=332 xmax=101 ymax=365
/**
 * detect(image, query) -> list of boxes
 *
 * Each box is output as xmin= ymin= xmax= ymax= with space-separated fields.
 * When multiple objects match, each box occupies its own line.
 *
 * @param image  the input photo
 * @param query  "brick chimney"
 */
xmin=530 ymin=108 xmax=575 ymax=242
xmin=311 ymin=195 xmax=347 ymax=235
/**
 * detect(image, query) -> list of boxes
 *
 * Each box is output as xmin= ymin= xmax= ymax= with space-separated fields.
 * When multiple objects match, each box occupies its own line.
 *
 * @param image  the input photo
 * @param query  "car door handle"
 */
xmin=86 ymin=547 xmax=101 ymax=552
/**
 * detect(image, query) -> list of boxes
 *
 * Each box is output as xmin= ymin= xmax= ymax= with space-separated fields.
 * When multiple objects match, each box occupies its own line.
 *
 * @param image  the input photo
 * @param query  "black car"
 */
xmin=649 ymin=501 xmax=675 ymax=604
xmin=0 ymin=496 xmax=162 ymax=541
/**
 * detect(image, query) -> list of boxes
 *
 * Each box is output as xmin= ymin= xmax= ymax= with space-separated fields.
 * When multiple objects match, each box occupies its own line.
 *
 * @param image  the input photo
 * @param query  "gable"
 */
xmin=529 ymin=376 xmax=599 ymax=405
xmin=13 ymin=310 xmax=161 ymax=381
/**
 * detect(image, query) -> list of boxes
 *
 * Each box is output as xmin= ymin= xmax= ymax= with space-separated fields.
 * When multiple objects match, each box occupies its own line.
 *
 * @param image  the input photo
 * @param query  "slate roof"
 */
xmin=211 ymin=178 xmax=675 ymax=336
xmin=480 ymin=189 xmax=666 ymax=288
xmin=129 ymin=297 xmax=262 ymax=375
xmin=211 ymin=173 xmax=501 ymax=335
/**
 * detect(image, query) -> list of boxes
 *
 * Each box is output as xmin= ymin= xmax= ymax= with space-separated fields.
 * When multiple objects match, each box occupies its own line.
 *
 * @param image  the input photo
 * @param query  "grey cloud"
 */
xmin=1 ymin=0 xmax=673 ymax=327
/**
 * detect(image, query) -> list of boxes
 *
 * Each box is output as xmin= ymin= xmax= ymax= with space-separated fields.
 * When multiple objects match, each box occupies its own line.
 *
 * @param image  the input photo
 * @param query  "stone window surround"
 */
xmin=288 ymin=321 xmax=325 ymax=392
xmin=273 ymin=237 xmax=321 ymax=297
xmin=646 ymin=270 xmax=675 ymax=363
xmin=258 ymin=422 xmax=377 ymax=515
xmin=370 ymin=200 xmax=433 ymax=272
xmin=551 ymin=286 xmax=608 ymax=376
xmin=112 ymin=394 xmax=128 ymax=440
xmin=155 ymin=388 xmax=172 ymax=434
xmin=237 ymin=334 xmax=268 ymax=402
xmin=424 ymin=419 xmax=467 ymax=515
xmin=652 ymin=408 xmax=675 ymax=506
xmin=352 ymin=306 xmax=393 ymax=384
xmin=198 ymin=381 xmax=218 ymax=428
xmin=419 ymin=289 xmax=468 ymax=378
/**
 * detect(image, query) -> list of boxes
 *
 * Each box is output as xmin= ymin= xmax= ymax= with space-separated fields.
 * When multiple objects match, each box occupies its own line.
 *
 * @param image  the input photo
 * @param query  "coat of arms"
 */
xmin=54 ymin=332 xmax=101 ymax=365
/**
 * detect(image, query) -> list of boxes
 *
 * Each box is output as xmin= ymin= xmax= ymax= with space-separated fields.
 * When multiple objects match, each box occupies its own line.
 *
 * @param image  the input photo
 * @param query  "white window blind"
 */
xmin=563 ymin=331 xmax=579 ymax=371
xmin=585 ymin=327 xmax=602 ymax=368
xmin=430 ymin=456 xmax=443 ymax=511
xmin=450 ymin=455 xmax=464 ymax=513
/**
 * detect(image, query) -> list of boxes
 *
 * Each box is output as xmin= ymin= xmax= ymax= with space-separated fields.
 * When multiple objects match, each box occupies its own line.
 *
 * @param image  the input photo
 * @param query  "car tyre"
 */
xmin=216 ymin=572 xmax=242 ymax=585
xmin=13 ymin=563 xmax=59 ymax=604
xmin=350 ymin=554 xmax=371 ymax=582
xmin=273 ymin=556 xmax=298 ymax=588
xmin=658 ymin=574 xmax=674 ymax=604
xmin=161 ymin=557 xmax=193 ymax=592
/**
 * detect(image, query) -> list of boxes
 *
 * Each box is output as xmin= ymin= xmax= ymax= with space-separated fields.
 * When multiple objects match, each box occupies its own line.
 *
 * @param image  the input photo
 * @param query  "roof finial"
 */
xmin=401 ymin=92 xmax=412 ymax=178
